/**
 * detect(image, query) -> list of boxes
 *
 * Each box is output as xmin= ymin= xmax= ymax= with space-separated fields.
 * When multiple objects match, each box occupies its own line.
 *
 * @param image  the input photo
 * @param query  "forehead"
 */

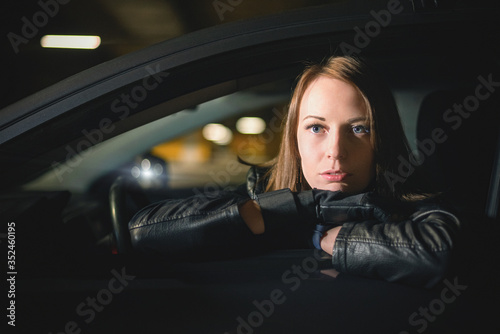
xmin=299 ymin=76 xmax=366 ymax=119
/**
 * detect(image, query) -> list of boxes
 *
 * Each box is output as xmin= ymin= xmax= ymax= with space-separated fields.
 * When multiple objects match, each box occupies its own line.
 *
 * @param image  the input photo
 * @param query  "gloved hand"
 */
xmin=254 ymin=188 xmax=403 ymax=236
xmin=311 ymin=191 xmax=412 ymax=249
xmin=313 ymin=190 xmax=397 ymax=223
xmin=253 ymin=188 xmax=319 ymax=234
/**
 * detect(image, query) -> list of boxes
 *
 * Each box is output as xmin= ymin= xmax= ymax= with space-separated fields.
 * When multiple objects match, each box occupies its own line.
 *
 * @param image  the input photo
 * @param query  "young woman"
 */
xmin=128 ymin=56 xmax=461 ymax=288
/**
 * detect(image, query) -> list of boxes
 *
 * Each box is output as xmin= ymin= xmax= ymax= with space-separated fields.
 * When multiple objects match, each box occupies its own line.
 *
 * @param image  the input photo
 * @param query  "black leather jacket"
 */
xmin=129 ymin=167 xmax=461 ymax=288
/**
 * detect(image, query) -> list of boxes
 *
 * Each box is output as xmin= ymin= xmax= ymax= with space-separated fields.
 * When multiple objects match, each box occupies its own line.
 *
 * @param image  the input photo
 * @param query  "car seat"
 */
xmin=416 ymin=87 xmax=500 ymax=215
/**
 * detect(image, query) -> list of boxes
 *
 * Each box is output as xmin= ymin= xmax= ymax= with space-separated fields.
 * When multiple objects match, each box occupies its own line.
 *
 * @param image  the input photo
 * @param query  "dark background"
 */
xmin=1 ymin=0 xmax=339 ymax=110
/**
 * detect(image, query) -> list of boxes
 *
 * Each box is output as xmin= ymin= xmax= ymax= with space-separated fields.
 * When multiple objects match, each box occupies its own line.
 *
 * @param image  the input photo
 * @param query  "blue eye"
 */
xmin=308 ymin=124 xmax=323 ymax=133
xmin=352 ymin=125 xmax=370 ymax=134
xmin=311 ymin=125 xmax=322 ymax=133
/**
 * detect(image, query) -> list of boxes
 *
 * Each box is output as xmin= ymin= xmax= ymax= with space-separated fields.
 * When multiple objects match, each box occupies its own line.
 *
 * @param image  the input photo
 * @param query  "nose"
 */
xmin=326 ymin=131 xmax=347 ymax=160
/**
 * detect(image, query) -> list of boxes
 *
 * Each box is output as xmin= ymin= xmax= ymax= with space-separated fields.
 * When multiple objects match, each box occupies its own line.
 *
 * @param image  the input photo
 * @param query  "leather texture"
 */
xmin=129 ymin=166 xmax=461 ymax=288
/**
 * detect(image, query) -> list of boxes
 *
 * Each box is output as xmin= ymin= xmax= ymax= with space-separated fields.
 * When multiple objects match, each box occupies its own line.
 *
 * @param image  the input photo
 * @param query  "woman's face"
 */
xmin=297 ymin=76 xmax=375 ymax=194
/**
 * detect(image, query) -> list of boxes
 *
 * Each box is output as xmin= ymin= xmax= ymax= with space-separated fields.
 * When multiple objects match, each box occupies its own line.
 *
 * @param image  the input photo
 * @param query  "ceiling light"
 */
xmin=202 ymin=123 xmax=233 ymax=145
xmin=236 ymin=117 xmax=266 ymax=134
xmin=40 ymin=35 xmax=101 ymax=49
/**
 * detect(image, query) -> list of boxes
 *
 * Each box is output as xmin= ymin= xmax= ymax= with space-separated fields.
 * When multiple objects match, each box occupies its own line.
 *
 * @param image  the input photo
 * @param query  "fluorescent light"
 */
xmin=40 ymin=35 xmax=101 ymax=49
xmin=202 ymin=123 xmax=233 ymax=145
xmin=236 ymin=117 xmax=266 ymax=134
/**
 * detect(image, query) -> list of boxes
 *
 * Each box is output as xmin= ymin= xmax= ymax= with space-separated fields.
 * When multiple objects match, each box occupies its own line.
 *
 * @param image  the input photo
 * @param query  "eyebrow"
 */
xmin=302 ymin=115 xmax=368 ymax=123
xmin=302 ymin=115 xmax=325 ymax=121
xmin=347 ymin=116 xmax=369 ymax=123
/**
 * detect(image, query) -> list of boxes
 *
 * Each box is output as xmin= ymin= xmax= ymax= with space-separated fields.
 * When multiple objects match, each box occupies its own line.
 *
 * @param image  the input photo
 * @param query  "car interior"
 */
xmin=11 ymin=52 xmax=500 ymax=262
xmin=2 ymin=2 xmax=500 ymax=332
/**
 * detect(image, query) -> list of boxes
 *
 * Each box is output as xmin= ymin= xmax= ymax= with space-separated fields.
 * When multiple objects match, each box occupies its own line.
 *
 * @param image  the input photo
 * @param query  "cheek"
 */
xmin=347 ymin=140 xmax=375 ymax=179
xmin=297 ymin=134 xmax=321 ymax=184
xmin=297 ymin=134 xmax=309 ymax=170
xmin=352 ymin=139 xmax=374 ymax=162
xmin=297 ymin=133 xmax=316 ymax=163
xmin=297 ymin=132 xmax=306 ymax=160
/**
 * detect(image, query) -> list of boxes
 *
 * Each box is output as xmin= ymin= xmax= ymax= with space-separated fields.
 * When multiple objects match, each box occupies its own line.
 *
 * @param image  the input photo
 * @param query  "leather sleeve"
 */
xmin=128 ymin=187 xmax=311 ymax=259
xmin=128 ymin=190 xmax=261 ymax=260
xmin=331 ymin=204 xmax=462 ymax=288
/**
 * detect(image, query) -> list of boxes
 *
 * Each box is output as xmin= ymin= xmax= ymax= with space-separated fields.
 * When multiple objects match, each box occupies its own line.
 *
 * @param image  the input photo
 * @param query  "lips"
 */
xmin=320 ymin=170 xmax=350 ymax=182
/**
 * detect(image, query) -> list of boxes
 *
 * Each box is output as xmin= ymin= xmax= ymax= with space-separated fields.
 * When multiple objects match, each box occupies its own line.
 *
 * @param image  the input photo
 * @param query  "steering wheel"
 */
xmin=109 ymin=176 xmax=150 ymax=254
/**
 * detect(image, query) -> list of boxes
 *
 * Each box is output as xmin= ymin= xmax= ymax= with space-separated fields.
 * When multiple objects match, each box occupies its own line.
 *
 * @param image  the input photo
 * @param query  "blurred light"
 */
xmin=236 ymin=117 xmax=266 ymax=134
xmin=202 ymin=124 xmax=226 ymax=141
xmin=40 ymin=35 xmax=101 ymax=49
xmin=202 ymin=123 xmax=233 ymax=145
xmin=141 ymin=159 xmax=151 ymax=171
xmin=214 ymin=132 xmax=233 ymax=145
xmin=153 ymin=163 xmax=163 ymax=175
xmin=142 ymin=170 xmax=153 ymax=178
xmin=131 ymin=166 xmax=141 ymax=178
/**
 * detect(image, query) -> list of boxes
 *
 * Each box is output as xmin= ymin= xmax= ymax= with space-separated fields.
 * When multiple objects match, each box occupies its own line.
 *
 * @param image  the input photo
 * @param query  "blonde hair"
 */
xmin=264 ymin=56 xmax=419 ymax=200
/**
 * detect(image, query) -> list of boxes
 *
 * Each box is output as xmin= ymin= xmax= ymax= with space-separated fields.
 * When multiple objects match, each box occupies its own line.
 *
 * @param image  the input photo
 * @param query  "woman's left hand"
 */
xmin=320 ymin=226 xmax=341 ymax=255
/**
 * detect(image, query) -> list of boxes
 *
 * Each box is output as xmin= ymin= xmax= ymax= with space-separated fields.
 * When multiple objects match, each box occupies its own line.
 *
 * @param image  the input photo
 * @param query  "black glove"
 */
xmin=255 ymin=189 xmax=402 ymax=243
xmin=311 ymin=191 xmax=413 ymax=249
xmin=254 ymin=188 xmax=319 ymax=234
xmin=313 ymin=190 xmax=397 ymax=223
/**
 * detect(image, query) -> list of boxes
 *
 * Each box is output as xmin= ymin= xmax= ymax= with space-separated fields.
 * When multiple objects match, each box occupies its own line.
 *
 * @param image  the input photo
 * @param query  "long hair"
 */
xmin=264 ymin=55 xmax=422 ymax=200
